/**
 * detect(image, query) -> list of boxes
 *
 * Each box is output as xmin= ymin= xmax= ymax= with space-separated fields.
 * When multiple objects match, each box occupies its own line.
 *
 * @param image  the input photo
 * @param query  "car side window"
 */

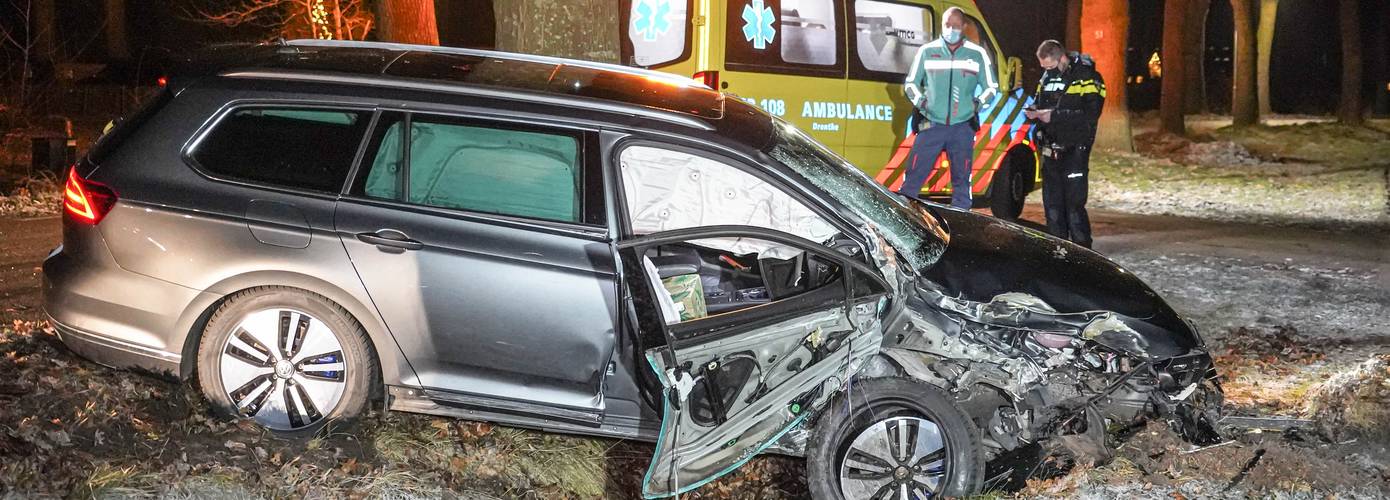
xmin=355 ymin=113 xmax=584 ymax=224
xmin=190 ymin=107 xmax=371 ymax=192
xmin=618 ymin=145 xmax=839 ymax=252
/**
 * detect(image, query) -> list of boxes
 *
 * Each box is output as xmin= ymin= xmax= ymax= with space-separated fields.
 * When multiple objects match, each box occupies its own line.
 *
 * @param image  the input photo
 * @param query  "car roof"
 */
xmin=176 ymin=40 xmax=772 ymax=138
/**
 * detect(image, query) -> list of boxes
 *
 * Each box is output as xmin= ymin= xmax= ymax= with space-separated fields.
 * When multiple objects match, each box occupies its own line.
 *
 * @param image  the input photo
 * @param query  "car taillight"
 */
xmin=64 ymin=168 xmax=118 ymax=225
xmin=693 ymin=71 xmax=719 ymax=89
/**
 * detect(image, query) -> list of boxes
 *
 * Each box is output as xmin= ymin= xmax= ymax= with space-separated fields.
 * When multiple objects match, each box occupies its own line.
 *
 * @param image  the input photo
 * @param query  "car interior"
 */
xmin=618 ymin=145 xmax=855 ymax=324
xmin=640 ymin=240 xmax=845 ymax=324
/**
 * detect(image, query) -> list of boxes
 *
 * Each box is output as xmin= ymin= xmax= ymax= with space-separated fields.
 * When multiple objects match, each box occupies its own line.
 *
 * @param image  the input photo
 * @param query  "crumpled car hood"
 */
xmin=916 ymin=206 xmax=1200 ymax=358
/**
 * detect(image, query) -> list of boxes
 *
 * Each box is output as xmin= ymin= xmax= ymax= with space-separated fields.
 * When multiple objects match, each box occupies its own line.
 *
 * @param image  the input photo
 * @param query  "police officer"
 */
xmin=899 ymin=6 xmax=997 ymax=209
xmin=1025 ymin=40 xmax=1104 ymax=248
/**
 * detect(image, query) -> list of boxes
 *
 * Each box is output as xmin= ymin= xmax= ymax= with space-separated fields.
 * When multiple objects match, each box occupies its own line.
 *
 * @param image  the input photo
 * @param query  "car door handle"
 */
xmin=356 ymin=230 xmax=423 ymax=251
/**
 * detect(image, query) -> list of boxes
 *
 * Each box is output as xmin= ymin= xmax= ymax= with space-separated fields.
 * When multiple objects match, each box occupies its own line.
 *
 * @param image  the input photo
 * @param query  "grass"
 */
xmin=365 ymin=415 xmax=610 ymax=498
xmin=1210 ymin=122 xmax=1390 ymax=167
xmin=79 ymin=464 xmax=163 ymax=499
xmin=1086 ymin=120 xmax=1390 ymax=226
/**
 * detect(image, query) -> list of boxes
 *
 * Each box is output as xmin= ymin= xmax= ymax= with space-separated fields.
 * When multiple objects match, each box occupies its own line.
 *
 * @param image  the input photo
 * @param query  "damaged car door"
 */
xmin=618 ymin=226 xmax=891 ymax=498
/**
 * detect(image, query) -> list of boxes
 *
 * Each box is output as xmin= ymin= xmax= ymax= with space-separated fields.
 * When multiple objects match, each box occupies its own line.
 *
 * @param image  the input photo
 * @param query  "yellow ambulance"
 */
xmin=621 ymin=0 xmax=1040 ymax=218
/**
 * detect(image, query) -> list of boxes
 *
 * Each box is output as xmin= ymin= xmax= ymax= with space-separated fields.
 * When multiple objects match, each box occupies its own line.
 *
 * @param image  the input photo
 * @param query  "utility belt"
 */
xmin=1039 ymin=142 xmax=1089 ymax=160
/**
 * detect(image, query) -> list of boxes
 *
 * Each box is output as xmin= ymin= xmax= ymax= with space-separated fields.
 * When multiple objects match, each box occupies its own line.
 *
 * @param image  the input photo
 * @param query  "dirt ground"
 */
xmin=2 ymin=117 xmax=1389 ymax=498
xmin=4 ymin=204 xmax=1387 ymax=498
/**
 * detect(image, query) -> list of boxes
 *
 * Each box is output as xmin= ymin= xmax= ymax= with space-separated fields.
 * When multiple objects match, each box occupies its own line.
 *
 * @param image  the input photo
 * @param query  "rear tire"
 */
xmin=196 ymin=287 xmax=376 ymax=436
xmin=990 ymin=149 xmax=1033 ymax=220
xmin=806 ymin=377 xmax=985 ymax=499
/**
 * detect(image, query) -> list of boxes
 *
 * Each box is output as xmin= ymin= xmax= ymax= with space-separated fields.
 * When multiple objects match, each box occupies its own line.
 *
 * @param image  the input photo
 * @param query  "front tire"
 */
xmin=990 ymin=149 xmax=1033 ymax=220
xmin=806 ymin=377 xmax=985 ymax=499
xmin=196 ymin=287 xmax=376 ymax=435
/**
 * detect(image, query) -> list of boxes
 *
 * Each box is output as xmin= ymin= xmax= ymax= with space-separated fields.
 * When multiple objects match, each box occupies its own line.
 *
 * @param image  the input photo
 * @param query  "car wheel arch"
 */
xmin=175 ymin=272 xmax=407 ymax=389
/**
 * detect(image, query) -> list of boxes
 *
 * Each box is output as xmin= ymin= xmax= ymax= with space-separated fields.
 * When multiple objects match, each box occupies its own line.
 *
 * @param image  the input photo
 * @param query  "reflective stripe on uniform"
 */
xmin=1067 ymin=84 xmax=1100 ymax=94
xmin=918 ymin=59 xmax=982 ymax=72
xmin=904 ymin=44 xmax=929 ymax=106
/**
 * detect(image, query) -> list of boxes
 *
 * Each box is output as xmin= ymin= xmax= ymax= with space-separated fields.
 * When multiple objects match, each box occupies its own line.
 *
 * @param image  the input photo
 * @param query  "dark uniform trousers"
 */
xmin=1041 ymin=145 xmax=1092 ymax=248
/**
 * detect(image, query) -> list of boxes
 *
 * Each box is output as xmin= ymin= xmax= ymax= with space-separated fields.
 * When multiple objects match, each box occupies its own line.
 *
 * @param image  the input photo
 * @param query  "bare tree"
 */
xmin=1183 ymin=0 xmax=1210 ymax=114
xmin=1230 ymin=0 xmax=1258 ymax=126
xmin=193 ymin=0 xmax=374 ymax=41
xmin=105 ymin=0 xmax=130 ymax=60
xmin=1160 ymin=0 xmax=1188 ymax=135
xmin=1 ymin=0 xmax=47 ymax=110
xmin=375 ymin=0 xmax=438 ymax=45
xmin=1082 ymin=0 xmax=1132 ymax=151
xmin=1337 ymin=0 xmax=1362 ymax=124
xmin=1256 ymin=0 xmax=1277 ymax=116
xmin=32 ymin=0 xmax=53 ymax=61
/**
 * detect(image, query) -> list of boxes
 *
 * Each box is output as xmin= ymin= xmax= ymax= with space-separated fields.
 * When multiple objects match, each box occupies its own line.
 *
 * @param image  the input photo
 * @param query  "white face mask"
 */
xmin=942 ymin=27 xmax=962 ymax=44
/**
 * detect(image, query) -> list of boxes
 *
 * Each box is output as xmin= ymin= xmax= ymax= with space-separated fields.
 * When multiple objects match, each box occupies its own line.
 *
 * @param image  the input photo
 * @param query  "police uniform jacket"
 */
xmin=1033 ymin=52 xmax=1106 ymax=148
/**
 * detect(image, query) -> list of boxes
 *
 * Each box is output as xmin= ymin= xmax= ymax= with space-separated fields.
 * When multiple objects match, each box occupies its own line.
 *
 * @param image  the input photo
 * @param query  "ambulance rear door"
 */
xmin=843 ymin=0 xmax=935 ymax=177
xmin=719 ymin=0 xmax=849 ymax=153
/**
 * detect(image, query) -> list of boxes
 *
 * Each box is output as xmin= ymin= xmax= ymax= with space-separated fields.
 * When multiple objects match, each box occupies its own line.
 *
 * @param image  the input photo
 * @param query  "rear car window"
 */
xmin=850 ymin=0 xmax=933 ymax=81
xmin=621 ymin=0 xmax=693 ymax=67
xmin=190 ymin=107 xmax=371 ymax=192
xmin=725 ymin=0 xmax=845 ymax=77
xmin=358 ymin=114 xmax=583 ymax=224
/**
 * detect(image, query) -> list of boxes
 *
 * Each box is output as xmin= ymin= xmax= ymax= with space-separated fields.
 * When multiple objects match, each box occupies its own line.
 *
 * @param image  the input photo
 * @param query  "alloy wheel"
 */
xmin=839 ymin=416 xmax=948 ymax=499
xmin=218 ymin=308 xmax=347 ymax=431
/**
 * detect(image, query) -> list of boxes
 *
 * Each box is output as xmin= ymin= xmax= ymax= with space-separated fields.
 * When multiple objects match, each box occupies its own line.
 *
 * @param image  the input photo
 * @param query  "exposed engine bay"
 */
xmin=877 ymin=282 xmax=1224 ymax=469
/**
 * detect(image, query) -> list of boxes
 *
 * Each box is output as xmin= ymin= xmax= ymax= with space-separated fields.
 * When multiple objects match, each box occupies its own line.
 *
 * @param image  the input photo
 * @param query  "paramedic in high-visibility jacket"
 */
xmin=1025 ymin=40 xmax=1105 ymax=249
xmin=900 ymin=6 xmax=997 ymax=209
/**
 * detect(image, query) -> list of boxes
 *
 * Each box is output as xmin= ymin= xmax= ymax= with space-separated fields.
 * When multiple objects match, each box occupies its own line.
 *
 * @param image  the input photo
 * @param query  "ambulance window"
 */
xmin=961 ymin=14 xmax=997 ymax=64
xmin=850 ymin=0 xmax=933 ymax=80
xmin=621 ymin=0 xmax=694 ymax=68
xmin=780 ymin=0 xmax=838 ymax=66
xmin=725 ymin=0 xmax=845 ymax=77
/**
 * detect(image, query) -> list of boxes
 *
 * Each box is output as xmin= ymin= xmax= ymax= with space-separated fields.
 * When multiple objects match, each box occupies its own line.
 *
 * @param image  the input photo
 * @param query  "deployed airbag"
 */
xmin=620 ymin=146 xmax=838 ymax=258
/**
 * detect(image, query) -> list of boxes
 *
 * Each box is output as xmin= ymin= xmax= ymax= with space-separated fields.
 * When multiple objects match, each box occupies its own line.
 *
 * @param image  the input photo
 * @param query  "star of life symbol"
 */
xmin=742 ymin=0 xmax=776 ymax=50
xmin=634 ymin=0 xmax=672 ymax=42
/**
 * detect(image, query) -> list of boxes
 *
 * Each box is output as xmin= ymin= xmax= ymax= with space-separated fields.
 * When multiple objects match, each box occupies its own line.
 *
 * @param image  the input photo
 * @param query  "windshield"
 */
xmin=767 ymin=119 xmax=948 ymax=271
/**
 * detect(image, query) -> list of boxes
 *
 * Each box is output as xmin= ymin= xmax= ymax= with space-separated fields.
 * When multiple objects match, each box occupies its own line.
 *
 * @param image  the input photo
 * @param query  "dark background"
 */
xmin=5 ymin=0 xmax=1387 ymax=115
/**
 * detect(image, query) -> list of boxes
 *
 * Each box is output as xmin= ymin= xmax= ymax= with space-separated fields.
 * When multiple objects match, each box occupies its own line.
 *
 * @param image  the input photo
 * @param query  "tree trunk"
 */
xmin=1338 ymin=0 xmax=1362 ymax=124
xmin=103 ymin=0 xmax=130 ymax=60
xmin=33 ymin=0 xmax=57 ymax=62
xmin=1256 ymin=0 xmax=1278 ymax=116
xmin=493 ymin=0 xmax=619 ymax=63
xmin=376 ymin=0 xmax=439 ymax=45
xmin=1160 ymin=0 xmax=1188 ymax=135
xmin=1065 ymin=0 xmax=1083 ymax=52
xmin=1082 ymin=0 xmax=1131 ymax=151
xmin=1183 ymin=0 xmax=1210 ymax=114
xmin=1230 ymin=0 xmax=1258 ymax=126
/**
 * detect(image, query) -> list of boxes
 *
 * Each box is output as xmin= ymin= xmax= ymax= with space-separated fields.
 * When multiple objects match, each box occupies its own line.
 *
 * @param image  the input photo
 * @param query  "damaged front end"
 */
xmin=875 ymin=208 xmax=1226 ymax=477
xmin=883 ymin=286 xmax=1223 ymax=469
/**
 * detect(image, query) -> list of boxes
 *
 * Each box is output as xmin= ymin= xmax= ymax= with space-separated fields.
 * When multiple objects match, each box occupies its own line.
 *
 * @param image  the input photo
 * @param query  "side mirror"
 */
xmin=1006 ymin=56 xmax=1025 ymax=91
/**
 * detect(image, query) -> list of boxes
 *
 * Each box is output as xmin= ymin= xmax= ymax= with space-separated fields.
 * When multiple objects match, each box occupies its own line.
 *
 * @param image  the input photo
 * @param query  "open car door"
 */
xmin=619 ymin=225 xmax=891 ymax=498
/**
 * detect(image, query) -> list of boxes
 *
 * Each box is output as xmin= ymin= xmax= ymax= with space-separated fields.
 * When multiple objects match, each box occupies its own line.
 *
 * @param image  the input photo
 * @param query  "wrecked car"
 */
xmin=43 ymin=40 xmax=1222 ymax=498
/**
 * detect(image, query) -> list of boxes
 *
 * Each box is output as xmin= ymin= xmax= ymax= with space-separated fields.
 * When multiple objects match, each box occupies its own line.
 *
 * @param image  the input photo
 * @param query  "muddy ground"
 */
xmin=2 ymin=117 xmax=1388 ymax=497
xmin=3 ymin=204 xmax=1387 ymax=498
